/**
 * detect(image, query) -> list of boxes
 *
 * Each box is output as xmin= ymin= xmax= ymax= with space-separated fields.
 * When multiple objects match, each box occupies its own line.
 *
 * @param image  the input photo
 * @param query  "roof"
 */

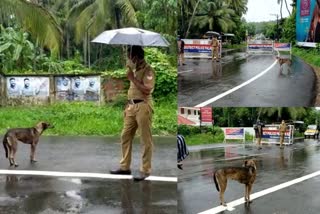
xmin=178 ymin=115 xmax=196 ymax=125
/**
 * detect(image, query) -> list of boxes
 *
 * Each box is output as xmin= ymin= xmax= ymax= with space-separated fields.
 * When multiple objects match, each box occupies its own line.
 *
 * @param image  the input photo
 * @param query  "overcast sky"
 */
xmin=244 ymin=0 xmax=293 ymax=22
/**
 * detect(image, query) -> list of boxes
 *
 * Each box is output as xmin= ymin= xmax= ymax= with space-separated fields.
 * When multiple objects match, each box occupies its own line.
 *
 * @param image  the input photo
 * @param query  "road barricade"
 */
xmin=183 ymin=39 xmax=222 ymax=59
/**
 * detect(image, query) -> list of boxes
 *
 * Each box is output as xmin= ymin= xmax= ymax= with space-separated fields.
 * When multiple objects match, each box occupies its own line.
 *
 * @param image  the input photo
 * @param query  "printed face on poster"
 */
xmin=7 ymin=77 xmax=49 ymax=97
xmin=55 ymin=76 xmax=100 ymax=101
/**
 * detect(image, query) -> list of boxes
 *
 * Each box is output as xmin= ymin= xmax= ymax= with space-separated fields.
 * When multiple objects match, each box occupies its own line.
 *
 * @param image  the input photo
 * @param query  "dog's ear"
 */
xmin=244 ymin=160 xmax=248 ymax=166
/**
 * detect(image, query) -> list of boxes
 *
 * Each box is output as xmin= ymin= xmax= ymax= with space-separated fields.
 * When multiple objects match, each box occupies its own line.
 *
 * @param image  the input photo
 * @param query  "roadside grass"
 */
xmin=0 ymin=96 xmax=177 ymax=136
xmin=292 ymin=47 xmax=320 ymax=67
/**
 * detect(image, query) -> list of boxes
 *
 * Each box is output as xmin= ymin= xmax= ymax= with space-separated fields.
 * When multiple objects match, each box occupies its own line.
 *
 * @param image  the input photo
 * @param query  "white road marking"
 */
xmin=0 ymin=170 xmax=177 ymax=183
xmin=198 ymin=170 xmax=320 ymax=214
xmin=195 ymin=54 xmax=279 ymax=107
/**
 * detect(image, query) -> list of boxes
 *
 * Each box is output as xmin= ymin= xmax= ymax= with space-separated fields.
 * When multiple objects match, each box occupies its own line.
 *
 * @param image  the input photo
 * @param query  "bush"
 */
xmin=102 ymin=48 xmax=177 ymax=99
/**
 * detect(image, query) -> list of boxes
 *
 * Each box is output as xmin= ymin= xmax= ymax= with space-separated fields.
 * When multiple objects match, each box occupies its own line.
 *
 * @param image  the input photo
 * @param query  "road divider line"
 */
xmin=195 ymin=54 xmax=279 ymax=107
xmin=0 ymin=170 xmax=177 ymax=183
xmin=198 ymin=170 xmax=320 ymax=214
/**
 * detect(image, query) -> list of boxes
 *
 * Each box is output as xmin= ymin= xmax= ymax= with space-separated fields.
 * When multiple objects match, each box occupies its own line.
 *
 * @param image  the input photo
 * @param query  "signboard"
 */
xmin=200 ymin=107 xmax=213 ymax=123
xmin=7 ymin=77 xmax=49 ymax=97
xmin=296 ymin=0 xmax=320 ymax=47
xmin=247 ymin=43 xmax=274 ymax=52
xmin=224 ymin=128 xmax=245 ymax=143
xmin=255 ymin=124 xmax=294 ymax=145
xmin=274 ymin=43 xmax=292 ymax=52
xmin=183 ymin=39 xmax=222 ymax=58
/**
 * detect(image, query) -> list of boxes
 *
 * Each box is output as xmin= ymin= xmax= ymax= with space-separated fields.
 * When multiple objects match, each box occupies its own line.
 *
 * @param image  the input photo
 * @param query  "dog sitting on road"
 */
xmin=213 ymin=159 xmax=257 ymax=206
xmin=276 ymin=56 xmax=292 ymax=75
xmin=2 ymin=122 xmax=54 ymax=167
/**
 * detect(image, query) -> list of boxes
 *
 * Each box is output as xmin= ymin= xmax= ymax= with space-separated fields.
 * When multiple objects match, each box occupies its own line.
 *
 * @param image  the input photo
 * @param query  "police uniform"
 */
xmin=211 ymin=38 xmax=219 ymax=60
xmin=120 ymin=60 xmax=155 ymax=175
xmin=254 ymin=121 xmax=264 ymax=149
xmin=279 ymin=121 xmax=286 ymax=148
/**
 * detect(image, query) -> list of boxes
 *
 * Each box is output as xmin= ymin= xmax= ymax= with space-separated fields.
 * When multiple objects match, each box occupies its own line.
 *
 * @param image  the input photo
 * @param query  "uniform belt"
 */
xmin=128 ymin=99 xmax=144 ymax=104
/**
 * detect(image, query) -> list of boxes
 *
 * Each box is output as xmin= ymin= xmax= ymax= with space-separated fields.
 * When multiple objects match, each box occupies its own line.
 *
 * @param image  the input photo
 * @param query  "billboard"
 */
xmin=55 ymin=76 xmax=100 ymax=101
xmin=7 ymin=77 xmax=49 ymax=97
xmin=296 ymin=0 xmax=320 ymax=47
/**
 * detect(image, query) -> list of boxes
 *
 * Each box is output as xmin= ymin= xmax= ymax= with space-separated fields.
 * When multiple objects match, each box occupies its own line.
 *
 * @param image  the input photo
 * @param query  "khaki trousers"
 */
xmin=120 ymin=102 xmax=153 ymax=174
xmin=212 ymin=47 xmax=219 ymax=59
xmin=280 ymin=133 xmax=285 ymax=146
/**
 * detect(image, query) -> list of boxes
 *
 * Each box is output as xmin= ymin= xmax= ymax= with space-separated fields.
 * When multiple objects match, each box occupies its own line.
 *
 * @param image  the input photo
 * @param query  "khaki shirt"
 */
xmin=211 ymin=39 xmax=219 ymax=48
xmin=279 ymin=123 xmax=286 ymax=133
xmin=127 ymin=60 xmax=155 ymax=103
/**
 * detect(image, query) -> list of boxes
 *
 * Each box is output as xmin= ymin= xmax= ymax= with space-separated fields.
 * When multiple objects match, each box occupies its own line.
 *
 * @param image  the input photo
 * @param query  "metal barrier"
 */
xmin=183 ymin=39 xmax=222 ymax=59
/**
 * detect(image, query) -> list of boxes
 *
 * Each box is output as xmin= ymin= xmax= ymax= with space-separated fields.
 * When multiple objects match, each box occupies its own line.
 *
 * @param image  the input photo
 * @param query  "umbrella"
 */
xmin=205 ymin=31 xmax=220 ymax=36
xmin=91 ymin=27 xmax=170 ymax=47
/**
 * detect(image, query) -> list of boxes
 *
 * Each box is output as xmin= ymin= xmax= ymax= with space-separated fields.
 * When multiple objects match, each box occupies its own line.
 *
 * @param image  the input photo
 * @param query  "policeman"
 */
xmin=177 ymin=37 xmax=185 ymax=66
xmin=110 ymin=46 xmax=155 ymax=181
xmin=210 ymin=36 xmax=219 ymax=61
xmin=254 ymin=119 xmax=264 ymax=150
xmin=279 ymin=120 xmax=287 ymax=149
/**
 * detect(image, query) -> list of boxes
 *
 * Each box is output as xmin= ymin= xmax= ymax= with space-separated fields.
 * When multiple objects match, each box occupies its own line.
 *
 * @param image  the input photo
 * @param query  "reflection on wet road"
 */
xmin=178 ymin=140 xmax=320 ymax=214
xmin=0 ymin=136 xmax=176 ymax=213
xmin=0 ymin=176 xmax=177 ymax=214
xmin=178 ymin=53 xmax=316 ymax=107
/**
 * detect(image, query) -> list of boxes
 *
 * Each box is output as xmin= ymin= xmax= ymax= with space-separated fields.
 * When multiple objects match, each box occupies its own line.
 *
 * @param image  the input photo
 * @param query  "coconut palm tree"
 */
xmin=193 ymin=0 xmax=236 ymax=33
xmin=226 ymin=0 xmax=248 ymax=16
xmin=0 ymin=0 xmax=63 ymax=57
xmin=68 ymin=0 xmax=142 ymax=45
xmin=277 ymin=0 xmax=292 ymax=19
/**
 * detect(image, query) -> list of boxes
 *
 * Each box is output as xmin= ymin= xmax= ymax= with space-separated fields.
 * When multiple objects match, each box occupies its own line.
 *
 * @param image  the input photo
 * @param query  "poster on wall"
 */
xmin=7 ymin=77 xmax=49 ymax=97
xmin=296 ymin=0 xmax=320 ymax=47
xmin=55 ymin=76 xmax=100 ymax=101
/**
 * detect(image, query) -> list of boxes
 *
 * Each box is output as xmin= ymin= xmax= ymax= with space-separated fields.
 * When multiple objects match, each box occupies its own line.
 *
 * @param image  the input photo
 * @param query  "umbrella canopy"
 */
xmin=91 ymin=27 xmax=170 ymax=47
xmin=222 ymin=33 xmax=235 ymax=37
xmin=205 ymin=31 xmax=220 ymax=36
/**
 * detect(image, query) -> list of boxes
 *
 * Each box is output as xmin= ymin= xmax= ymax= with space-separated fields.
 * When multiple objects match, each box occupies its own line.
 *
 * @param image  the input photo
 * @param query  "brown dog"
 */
xmin=276 ymin=56 xmax=292 ymax=75
xmin=2 ymin=122 xmax=54 ymax=167
xmin=213 ymin=159 xmax=257 ymax=206
xmin=276 ymin=56 xmax=292 ymax=66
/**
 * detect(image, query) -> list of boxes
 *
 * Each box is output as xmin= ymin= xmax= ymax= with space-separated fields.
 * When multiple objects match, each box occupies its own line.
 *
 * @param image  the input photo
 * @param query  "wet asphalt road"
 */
xmin=178 ymin=139 xmax=320 ymax=214
xmin=178 ymin=53 xmax=316 ymax=107
xmin=0 ymin=136 xmax=176 ymax=214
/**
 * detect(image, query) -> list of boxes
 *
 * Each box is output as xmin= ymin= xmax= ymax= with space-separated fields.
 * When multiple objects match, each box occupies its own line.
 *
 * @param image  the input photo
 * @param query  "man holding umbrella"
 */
xmin=110 ymin=46 xmax=156 ymax=181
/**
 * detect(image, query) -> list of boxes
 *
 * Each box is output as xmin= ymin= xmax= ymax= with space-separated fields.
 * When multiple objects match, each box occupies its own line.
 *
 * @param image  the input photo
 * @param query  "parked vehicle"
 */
xmin=304 ymin=125 xmax=319 ymax=139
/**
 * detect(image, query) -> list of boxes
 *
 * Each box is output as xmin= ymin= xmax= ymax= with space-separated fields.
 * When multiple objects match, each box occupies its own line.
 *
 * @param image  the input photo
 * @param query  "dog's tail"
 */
xmin=3 ymin=137 xmax=9 ymax=159
xmin=213 ymin=171 xmax=220 ymax=192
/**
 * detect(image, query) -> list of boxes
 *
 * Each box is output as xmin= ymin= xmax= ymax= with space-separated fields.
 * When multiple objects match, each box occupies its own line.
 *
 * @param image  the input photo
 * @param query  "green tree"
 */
xmin=0 ymin=0 xmax=62 ymax=57
xmin=193 ymin=0 xmax=236 ymax=33
xmin=0 ymin=26 xmax=36 ymax=72
xmin=281 ymin=9 xmax=296 ymax=43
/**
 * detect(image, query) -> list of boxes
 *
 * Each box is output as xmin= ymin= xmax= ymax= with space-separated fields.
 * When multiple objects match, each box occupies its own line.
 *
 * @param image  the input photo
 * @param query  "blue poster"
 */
xmin=296 ymin=0 xmax=320 ymax=43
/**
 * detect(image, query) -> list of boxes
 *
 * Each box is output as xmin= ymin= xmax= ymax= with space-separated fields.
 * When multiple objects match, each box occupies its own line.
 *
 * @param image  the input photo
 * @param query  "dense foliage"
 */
xmin=178 ymin=0 xmax=248 ymax=43
xmin=0 ymin=0 xmax=177 ymax=76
